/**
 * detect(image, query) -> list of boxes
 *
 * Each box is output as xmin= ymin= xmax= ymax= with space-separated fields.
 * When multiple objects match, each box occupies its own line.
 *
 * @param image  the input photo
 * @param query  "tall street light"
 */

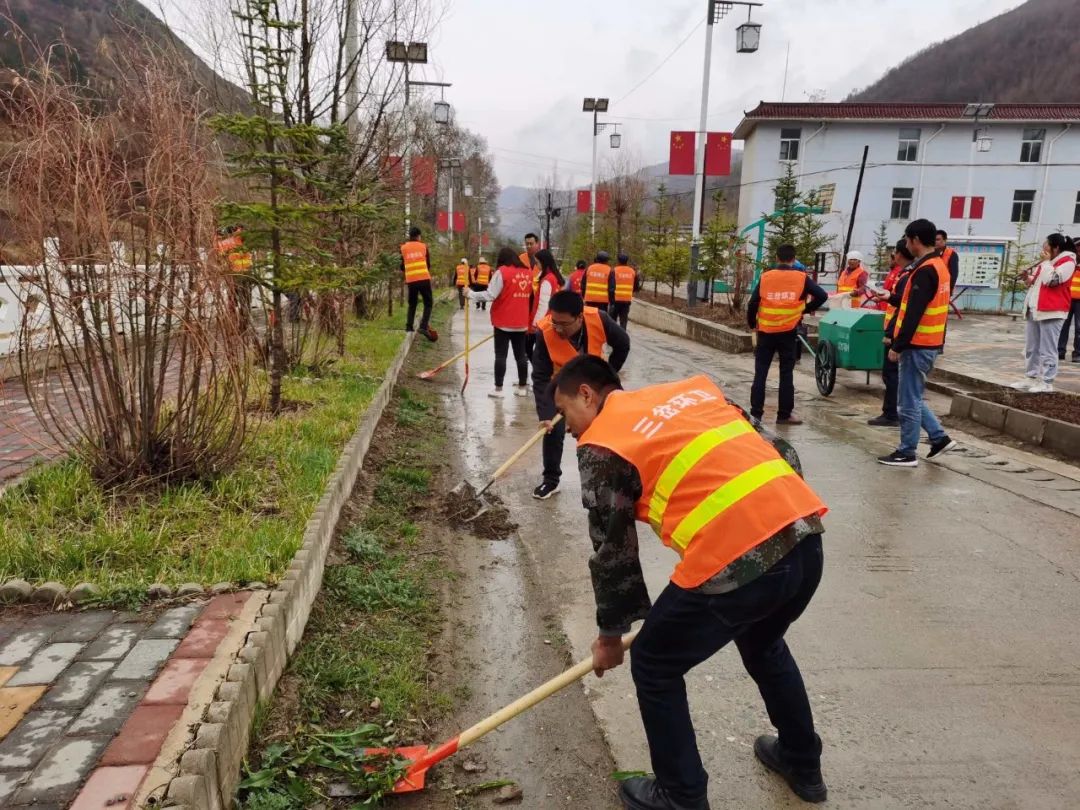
xmin=583 ymin=97 xmax=622 ymax=237
xmin=441 ymin=157 xmax=463 ymax=251
xmin=688 ymin=1 xmax=762 ymax=305
xmin=962 ymin=102 xmax=994 ymax=236
xmin=386 ymin=40 xmax=451 ymax=236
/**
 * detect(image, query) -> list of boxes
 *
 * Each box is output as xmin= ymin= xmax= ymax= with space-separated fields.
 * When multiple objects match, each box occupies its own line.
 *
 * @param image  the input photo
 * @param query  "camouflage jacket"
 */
xmin=577 ymin=413 xmax=825 ymax=635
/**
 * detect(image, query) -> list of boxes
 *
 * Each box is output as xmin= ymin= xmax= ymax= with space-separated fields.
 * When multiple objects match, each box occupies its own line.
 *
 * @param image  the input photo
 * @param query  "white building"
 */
xmin=733 ymin=102 xmax=1080 ymax=306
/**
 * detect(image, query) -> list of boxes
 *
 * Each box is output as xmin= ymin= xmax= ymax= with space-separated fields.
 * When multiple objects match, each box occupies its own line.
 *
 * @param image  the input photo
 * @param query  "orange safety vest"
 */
xmin=455 ymin=262 xmax=470 ymax=287
xmin=1072 ymin=261 xmax=1080 ymax=300
xmin=757 ymin=269 xmax=806 ymax=333
xmin=473 ymin=262 xmax=491 ymax=286
xmin=520 ymin=252 xmax=539 ymax=294
xmin=613 ymin=265 xmax=636 ymax=303
xmin=584 ymin=263 xmax=612 ymax=304
xmin=580 ymin=376 xmax=827 ymax=589
xmin=227 ymin=251 xmax=253 ymax=273
xmin=837 ymin=266 xmax=864 ymax=294
xmin=539 ymin=307 xmax=606 ymax=372
xmin=400 ymin=240 xmax=430 ymax=284
xmin=896 ymin=256 xmax=950 ymax=347
xmin=884 ymin=266 xmax=910 ymax=326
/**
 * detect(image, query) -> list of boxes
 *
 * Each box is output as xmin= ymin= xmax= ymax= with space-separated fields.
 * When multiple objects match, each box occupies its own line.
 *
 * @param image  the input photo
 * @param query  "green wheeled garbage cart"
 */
xmin=807 ymin=309 xmax=886 ymax=396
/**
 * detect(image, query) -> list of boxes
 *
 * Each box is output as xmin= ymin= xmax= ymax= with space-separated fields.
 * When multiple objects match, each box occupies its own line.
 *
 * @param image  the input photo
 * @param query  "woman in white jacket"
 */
xmin=1011 ymin=233 xmax=1077 ymax=392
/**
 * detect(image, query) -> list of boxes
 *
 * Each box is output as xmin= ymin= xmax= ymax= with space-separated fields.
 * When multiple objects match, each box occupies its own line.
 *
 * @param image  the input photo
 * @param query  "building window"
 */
xmin=1074 ymin=191 xmax=1080 ymax=224
xmin=897 ymin=127 xmax=921 ymax=162
xmin=1011 ymin=190 xmax=1036 ymax=223
xmin=779 ymin=128 xmax=801 ymax=161
xmin=1020 ymin=129 xmax=1045 ymax=163
xmin=890 ymin=187 xmax=913 ymax=220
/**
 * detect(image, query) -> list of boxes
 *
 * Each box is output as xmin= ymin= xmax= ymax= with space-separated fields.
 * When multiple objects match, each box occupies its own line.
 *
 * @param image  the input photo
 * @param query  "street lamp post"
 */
xmin=441 ymin=158 xmax=463 ymax=251
xmin=582 ymin=98 xmax=623 ymax=238
xmin=687 ymin=0 xmax=762 ymax=306
xmin=962 ymin=103 xmax=994 ymax=236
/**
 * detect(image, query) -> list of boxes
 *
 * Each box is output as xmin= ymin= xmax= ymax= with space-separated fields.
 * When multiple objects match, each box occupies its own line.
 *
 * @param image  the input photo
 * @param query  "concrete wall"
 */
xmin=631 ymin=300 xmax=752 ymax=354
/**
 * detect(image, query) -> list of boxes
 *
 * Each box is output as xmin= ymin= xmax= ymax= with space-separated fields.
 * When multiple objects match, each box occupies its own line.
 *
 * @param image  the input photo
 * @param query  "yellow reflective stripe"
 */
xmin=923 ymin=305 xmax=949 ymax=316
xmin=915 ymin=324 xmax=946 ymax=334
xmin=759 ymin=305 xmax=803 ymax=315
xmin=670 ymin=458 xmax=796 ymax=551
xmin=647 ymin=421 xmax=754 ymax=533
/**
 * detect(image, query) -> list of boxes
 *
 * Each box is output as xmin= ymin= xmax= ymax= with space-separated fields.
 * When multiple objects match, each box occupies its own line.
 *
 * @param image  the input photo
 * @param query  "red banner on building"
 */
xmin=970 ymin=196 xmax=985 ymax=219
xmin=412 ymin=156 xmax=435 ymax=196
xmin=705 ymin=132 xmax=732 ymax=177
xmin=576 ymin=189 xmax=591 ymax=213
xmin=950 ymin=196 xmax=965 ymax=219
xmin=453 ymin=211 xmax=466 ymax=233
xmin=436 ymin=210 xmax=448 ymax=232
xmin=669 ymin=131 xmax=695 ymax=175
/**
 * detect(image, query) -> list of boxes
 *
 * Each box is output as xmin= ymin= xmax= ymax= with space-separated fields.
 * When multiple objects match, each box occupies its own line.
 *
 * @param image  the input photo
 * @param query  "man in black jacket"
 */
xmin=531 ymin=291 xmax=630 ymax=499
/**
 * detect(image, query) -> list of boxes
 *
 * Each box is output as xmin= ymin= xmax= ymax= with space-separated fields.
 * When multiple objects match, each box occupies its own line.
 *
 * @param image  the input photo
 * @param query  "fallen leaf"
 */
xmin=494 ymin=784 xmax=524 ymax=804
xmin=460 ymin=758 xmax=487 ymax=773
xmin=370 ymin=697 xmax=382 ymax=711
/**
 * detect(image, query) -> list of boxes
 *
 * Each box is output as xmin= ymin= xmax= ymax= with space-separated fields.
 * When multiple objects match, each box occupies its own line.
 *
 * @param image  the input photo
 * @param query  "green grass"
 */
xmin=239 ymin=380 xmax=452 ymax=808
xmin=0 ymin=308 xmax=444 ymax=600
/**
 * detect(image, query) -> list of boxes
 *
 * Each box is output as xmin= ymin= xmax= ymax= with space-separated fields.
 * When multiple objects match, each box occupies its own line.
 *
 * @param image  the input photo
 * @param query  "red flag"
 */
xmin=412 ymin=156 xmax=435 ymax=196
xmin=950 ymin=196 xmax=965 ymax=219
xmin=436 ymin=210 xmax=448 ymax=232
xmin=970 ymin=196 xmax=985 ymax=219
xmin=576 ymin=190 xmax=591 ymax=213
xmin=705 ymin=132 xmax=732 ymax=177
xmin=453 ymin=211 xmax=466 ymax=233
xmin=596 ymin=190 xmax=610 ymax=214
xmin=669 ymin=131 xmax=695 ymax=175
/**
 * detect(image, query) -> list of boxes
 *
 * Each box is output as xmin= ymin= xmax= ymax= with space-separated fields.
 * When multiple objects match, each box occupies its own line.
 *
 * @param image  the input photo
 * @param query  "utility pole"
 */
xmin=841 ymin=145 xmax=870 ymax=265
xmin=544 ymin=192 xmax=553 ymax=248
xmin=344 ymin=0 xmax=358 ymax=135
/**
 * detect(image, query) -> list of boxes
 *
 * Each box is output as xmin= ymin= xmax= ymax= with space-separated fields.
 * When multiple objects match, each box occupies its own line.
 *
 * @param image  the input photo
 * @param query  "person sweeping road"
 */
xmin=466 ymin=247 xmax=532 ymax=398
xmin=530 ymin=290 xmax=629 ymax=500
xmin=553 ymin=355 xmax=828 ymax=810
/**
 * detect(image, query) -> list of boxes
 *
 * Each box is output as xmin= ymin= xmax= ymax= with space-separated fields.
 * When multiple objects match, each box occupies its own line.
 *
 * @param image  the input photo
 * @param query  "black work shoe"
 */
xmin=776 ymin=415 xmax=803 ymax=426
xmin=753 ymin=736 xmax=827 ymax=804
xmin=867 ymin=414 xmax=899 ymax=427
xmin=618 ymin=776 xmax=710 ymax=810
xmin=532 ymin=481 xmax=560 ymax=500
xmin=927 ymin=436 xmax=957 ymax=459
xmin=878 ymin=450 xmax=917 ymax=467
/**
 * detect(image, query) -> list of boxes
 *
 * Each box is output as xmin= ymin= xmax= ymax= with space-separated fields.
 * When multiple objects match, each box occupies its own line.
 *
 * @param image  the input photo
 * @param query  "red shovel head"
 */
xmin=363 ymin=745 xmax=430 ymax=794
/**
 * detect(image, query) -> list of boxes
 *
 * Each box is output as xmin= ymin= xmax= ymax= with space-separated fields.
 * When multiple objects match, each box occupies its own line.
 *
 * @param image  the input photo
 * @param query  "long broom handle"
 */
xmin=461 ymin=302 xmax=471 ymax=393
xmin=478 ymin=413 xmax=563 ymax=494
xmin=429 ymin=334 xmax=494 ymax=372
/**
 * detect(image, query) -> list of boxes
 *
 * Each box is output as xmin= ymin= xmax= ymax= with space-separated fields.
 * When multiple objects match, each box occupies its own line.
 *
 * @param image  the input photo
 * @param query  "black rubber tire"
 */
xmin=815 ymin=340 xmax=836 ymax=396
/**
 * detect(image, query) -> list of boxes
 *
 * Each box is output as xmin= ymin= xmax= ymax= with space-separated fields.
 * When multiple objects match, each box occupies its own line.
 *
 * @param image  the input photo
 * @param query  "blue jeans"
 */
xmin=897 ymin=348 xmax=947 ymax=455
xmin=630 ymin=535 xmax=824 ymax=803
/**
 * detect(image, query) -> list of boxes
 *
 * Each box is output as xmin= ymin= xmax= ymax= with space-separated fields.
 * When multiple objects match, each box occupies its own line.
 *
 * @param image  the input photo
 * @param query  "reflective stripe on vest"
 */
xmin=896 ymin=256 xmax=950 ymax=346
xmin=613 ymin=266 xmax=636 ymax=302
xmin=584 ymin=264 xmax=611 ymax=303
xmin=539 ymin=307 xmax=606 ymax=371
xmin=1071 ymin=262 xmax=1080 ymax=300
xmin=579 ymin=375 xmax=827 ymax=588
xmin=227 ymin=252 xmax=253 ymax=272
xmin=455 ymin=263 xmax=470 ymax=286
xmin=757 ymin=269 xmax=806 ymax=333
xmin=837 ymin=267 xmax=862 ymax=293
xmin=474 ymin=263 xmax=491 ymax=285
xmin=400 ymin=241 xmax=430 ymax=283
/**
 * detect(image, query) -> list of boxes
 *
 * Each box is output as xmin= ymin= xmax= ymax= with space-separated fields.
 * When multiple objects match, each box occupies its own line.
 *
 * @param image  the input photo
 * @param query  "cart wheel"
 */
xmin=815 ymin=340 xmax=836 ymax=396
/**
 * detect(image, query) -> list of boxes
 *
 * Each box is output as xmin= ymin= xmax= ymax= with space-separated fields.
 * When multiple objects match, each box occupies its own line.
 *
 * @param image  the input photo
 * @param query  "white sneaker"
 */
xmin=1029 ymin=381 xmax=1054 ymax=393
xmin=1009 ymin=379 xmax=1037 ymax=391
xmin=488 ymin=388 xmax=504 ymax=398
xmin=513 ymin=385 xmax=529 ymax=397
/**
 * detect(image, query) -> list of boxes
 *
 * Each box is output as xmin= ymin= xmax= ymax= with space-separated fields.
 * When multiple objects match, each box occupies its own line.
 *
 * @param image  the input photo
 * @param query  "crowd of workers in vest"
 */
xmin=394 ymin=216 xmax=1080 ymax=810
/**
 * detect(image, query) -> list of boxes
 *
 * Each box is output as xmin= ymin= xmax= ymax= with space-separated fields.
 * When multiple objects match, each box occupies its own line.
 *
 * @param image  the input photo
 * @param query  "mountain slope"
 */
xmin=848 ymin=0 xmax=1080 ymax=103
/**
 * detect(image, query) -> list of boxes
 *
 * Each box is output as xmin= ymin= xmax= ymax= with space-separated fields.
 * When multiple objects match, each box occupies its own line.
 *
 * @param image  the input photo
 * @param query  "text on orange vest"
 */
xmin=400 ymin=241 xmax=431 ymax=284
xmin=757 ymin=269 xmax=806 ymax=333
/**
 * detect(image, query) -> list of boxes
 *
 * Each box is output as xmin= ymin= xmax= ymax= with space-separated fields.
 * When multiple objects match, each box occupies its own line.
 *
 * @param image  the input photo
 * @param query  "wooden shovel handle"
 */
xmin=485 ymin=413 xmax=563 ymax=486
xmin=458 ymin=628 xmax=637 ymax=749
xmin=433 ymin=334 xmax=493 ymax=371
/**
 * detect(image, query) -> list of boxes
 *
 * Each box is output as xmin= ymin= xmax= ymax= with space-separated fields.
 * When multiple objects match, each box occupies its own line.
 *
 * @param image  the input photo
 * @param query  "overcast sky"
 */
xmin=153 ymin=0 xmax=1025 ymax=190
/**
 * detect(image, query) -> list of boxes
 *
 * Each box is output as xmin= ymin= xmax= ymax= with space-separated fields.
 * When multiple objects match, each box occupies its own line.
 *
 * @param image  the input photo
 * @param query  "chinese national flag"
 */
xmin=669 ymin=131 xmax=695 ymax=175
xmin=596 ymin=190 xmax=610 ymax=214
xmin=436 ymin=210 xmax=448 ymax=232
xmin=412 ymin=156 xmax=435 ymax=196
xmin=452 ymin=211 xmax=466 ymax=233
xmin=970 ymin=196 xmax=985 ymax=219
xmin=705 ymin=132 xmax=732 ymax=177
xmin=576 ymin=189 xmax=591 ymax=213
xmin=950 ymin=196 xmax=966 ymax=219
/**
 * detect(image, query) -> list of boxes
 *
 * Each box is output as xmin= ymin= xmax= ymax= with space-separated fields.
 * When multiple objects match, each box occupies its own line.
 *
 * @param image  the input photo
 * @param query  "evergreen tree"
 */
xmin=871 ymin=221 xmax=892 ymax=275
xmin=764 ymin=163 xmax=831 ymax=268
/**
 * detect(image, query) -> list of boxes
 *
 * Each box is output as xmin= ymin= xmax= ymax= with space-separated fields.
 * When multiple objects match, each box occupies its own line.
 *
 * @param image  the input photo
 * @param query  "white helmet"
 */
xmin=846 ymin=250 xmax=864 ymax=264
xmin=460 ymin=257 xmax=468 ymax=263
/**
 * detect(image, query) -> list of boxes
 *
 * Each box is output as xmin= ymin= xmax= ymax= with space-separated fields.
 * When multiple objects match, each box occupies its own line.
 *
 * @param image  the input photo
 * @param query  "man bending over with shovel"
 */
xmin=552 ymin=355 xmax=828 ymax=810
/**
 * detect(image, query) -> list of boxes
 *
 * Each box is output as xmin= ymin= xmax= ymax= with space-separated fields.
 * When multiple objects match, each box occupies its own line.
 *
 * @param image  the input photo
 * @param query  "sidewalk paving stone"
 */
xmin=39 ymin=663 xmax=114 ymax=709
xmin=110 ymin=639 xmax=178 ymax=681
xmin=0 ymin=629 xmax=55 ymax=667
xmin=68 ymin=764 xmax=148 ymax=810
xmin=142 ymin=658 xmax=210 ymax=705
xmin=49 ymin=614 xmax=113 ymax=644
xmin=67 ymin=684 xmax=146 ymax=736
xmin=99 ymin=704 xmax=184 ymax=766
xmin=0 ymin=686 xmax=48 ymax=738
xmin=0 ymin=771 xmax=24 ymax=802
xmin=8 ymin=644 xmax=84 ymax=686
xmin=12 ymin=736 xmax=110 ymax=805
xmin=0 ymin=709 xmax=74 ymax=769
xmin=0 ymin=666 xmax=17 ymax=686
xmin=144 ymin=606 xmax=201 ymax=640
xmin=79 ymin=625 xmax=141 ymax=662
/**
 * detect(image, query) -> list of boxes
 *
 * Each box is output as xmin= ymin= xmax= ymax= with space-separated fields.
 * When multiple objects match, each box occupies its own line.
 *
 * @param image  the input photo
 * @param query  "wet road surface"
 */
xmin=435 ymin=307 xmax=1080 ymax=809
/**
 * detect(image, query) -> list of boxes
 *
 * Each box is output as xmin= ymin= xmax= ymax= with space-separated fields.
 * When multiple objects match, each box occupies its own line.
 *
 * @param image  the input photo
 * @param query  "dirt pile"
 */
xmin=441 ymin=481 xmax=518 ymax=539
xmin=984 ymin=391 xmax=1080 ymax=426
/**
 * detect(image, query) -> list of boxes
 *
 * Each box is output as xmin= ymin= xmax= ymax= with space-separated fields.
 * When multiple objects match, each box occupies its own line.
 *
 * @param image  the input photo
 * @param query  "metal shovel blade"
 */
xmin=362 ymin=745 xmax=430 ymax=794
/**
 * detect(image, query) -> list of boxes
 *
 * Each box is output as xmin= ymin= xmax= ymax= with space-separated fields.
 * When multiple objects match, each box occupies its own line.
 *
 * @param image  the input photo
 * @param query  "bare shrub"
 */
xmin=2 ymin=56 xmax=251 ymax=486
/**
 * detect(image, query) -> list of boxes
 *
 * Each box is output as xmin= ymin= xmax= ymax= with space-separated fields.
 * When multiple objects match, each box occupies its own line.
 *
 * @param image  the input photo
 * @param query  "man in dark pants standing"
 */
xmin=747 ymin=245 xmax=828 ymax=425
xmin=935 ymin=229 xmax=960 ymax=291
xmin=868 ymin=239 xmax=915 ymax=427
xmin=531 ymin=291 xmax=629 ymax=500
xmin=400 ymin=226 xmax=437 ymax=340
xmin=552 ymin=356 xmax=828 ymax=809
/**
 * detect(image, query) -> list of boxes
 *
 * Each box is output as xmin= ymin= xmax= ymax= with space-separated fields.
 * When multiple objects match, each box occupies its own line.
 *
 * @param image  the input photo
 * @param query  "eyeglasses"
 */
xmin=551 ymin=317 xmax=579 ymax=330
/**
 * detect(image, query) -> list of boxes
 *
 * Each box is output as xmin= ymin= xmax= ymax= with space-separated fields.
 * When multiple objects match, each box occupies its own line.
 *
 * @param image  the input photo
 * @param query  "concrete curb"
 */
xmin=158 ymin=331 xmax=415 ymax=809
xmin=631 ymin=300 xmax=753 ymax=354
xmin=950 ymin=392 xmax=1080 ymax=459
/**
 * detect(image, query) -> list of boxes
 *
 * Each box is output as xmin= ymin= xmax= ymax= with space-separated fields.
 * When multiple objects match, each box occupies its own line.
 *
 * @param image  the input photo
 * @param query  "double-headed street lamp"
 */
xmin=688 ymin=1 xmax=762 ymax=305
xmin=583 ymin=97 xmax=622 ymax=237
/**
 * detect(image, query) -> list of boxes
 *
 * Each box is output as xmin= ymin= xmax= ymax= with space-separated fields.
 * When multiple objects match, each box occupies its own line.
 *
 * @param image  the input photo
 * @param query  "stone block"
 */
xmin=0 ymin=579 xmax=33 ymax=603
xmin=1004 ymin=408 xmax=1046 ymax=445
xmin=949 ymin=394 xmax=973 ymax=419
xmin=0 ymin=627 xmax=54 ymax=666
xmin=68 ymin=683 xmax=146 ymax=736
xmin=68 ymin=764 xmax=149 ymax=810
xmin=111 ymin=639 xmax=179 ymax=681
xmin=1042 ymin=417 xmax=1080 ymax=459
xmin=79 ymin=625 xmax=141 ymax=661
xmin=173 ymin=620 xmax=229 ymax=659
xmin=67 ymin=584 xmax=102 ymax=605
xmin=30 ymin=582 xmax=68 ymax=606
xmin=40 ymin=661 xmax=114 ymax=709
xmin=0 ymin=772 xmax=24 ymax=804
xmin=143 ymin=658 xmax=210 ymax=705
xmin=147 ymin=584 xmax=174 ymax=600
xmin=176 ymin=583 xmax=205 ymax=597
xmin=12 ymin=735 xmax=109 ymax=805
xmin=99 ymin=704 xmax=184 ymax=766
xmin=0 ymin=685 xmax=48 ymax=737
xmin=166 ymin=774 xmax=216 ymax=810
xmin=50 ymin=612 xmax=113 ymax=643
xmin=145 ymin=607 xmax=203 ymax=640
xmin=968 ymin=398 xmax=1008 ymax=432
xmin=8 ymin=643 xmax=84 ymax=686
xmin=0 ymin=709 xmax=75 ymax=769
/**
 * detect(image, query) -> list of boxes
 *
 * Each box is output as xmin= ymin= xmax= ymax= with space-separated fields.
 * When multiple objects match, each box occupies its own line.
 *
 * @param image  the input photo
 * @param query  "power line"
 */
xmin=614 ymin=19 xmax=705 ymax=106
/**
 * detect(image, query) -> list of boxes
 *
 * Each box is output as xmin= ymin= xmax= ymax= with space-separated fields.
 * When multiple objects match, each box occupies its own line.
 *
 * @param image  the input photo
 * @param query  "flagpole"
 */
xmin=688 ymin=3 xmax=716 ymax=307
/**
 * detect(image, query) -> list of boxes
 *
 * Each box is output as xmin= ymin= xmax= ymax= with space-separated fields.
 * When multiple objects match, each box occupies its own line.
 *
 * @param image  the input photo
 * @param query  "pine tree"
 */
xmin=871 ymin=221 xmax=891 ymax=275
xmin=764 ymin=163 xmax=831 ymax=268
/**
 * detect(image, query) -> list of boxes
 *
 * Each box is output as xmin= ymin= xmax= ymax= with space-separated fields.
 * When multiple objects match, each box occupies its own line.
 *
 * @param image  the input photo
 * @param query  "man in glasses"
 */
xmin=530 ymin=290 xmax=630 ymax=500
